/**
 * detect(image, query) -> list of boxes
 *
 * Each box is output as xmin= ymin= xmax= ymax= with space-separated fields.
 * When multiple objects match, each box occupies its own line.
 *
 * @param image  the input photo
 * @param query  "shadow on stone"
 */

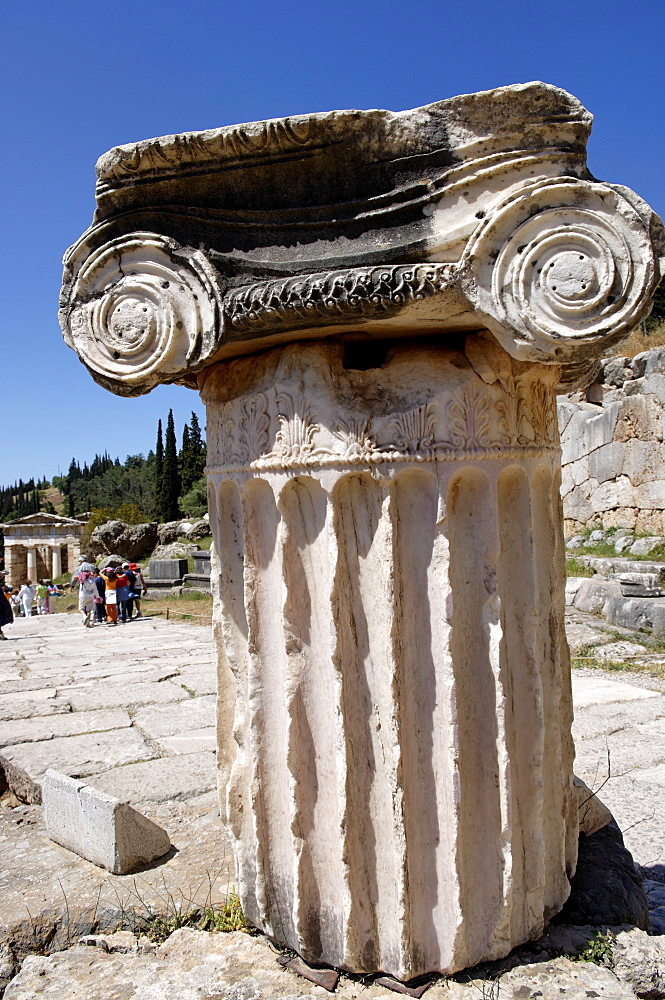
xmin=554 ymin=820 xmax=650 ymax=930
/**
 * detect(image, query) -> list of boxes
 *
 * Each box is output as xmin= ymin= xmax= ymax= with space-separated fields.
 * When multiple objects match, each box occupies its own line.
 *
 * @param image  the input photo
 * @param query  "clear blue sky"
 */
xmin=1 ymin=0 xmax=663 ymax=484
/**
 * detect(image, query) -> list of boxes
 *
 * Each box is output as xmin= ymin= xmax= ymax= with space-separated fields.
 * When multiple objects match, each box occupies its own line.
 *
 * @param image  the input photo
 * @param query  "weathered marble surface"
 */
xmin=202 ymin=337 xmax=576 ymax=976
xmin=57 ymin=84 xmax=665 ymax=979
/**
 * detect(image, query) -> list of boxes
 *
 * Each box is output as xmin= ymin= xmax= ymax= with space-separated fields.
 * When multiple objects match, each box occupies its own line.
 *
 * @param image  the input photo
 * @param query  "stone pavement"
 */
xmin=0 ymin=612 xmax=232 ymax=962
xmin=566 ymin=606 xmax=665 ymax=877
xmin=1 ymin=608 xmax=665 ymax=965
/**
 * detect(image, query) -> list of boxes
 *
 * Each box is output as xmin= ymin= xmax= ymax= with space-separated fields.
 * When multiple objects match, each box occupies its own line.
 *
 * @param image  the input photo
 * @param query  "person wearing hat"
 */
xmin=127 ymin=562 xmax=146 ymax=619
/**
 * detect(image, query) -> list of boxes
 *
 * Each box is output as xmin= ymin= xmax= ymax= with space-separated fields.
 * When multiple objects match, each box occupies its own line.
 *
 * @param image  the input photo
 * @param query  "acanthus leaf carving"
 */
xmin=269 ymin=390 xmax=320 ymax=463
xmin=516 ymin=379 xmax=557 ymax=447
xmin=445 ymin=385 xmax=507 ymax=450
xmin=386 ymin=404 xmax=437 ymax=454
xmin=238 ymin=392 xmax=271 ymax=463
xmin=333 ymin=418 xmax=377 ymax=461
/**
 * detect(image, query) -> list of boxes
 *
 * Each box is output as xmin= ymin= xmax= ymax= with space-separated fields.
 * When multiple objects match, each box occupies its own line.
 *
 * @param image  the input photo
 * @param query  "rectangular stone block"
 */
xmin=632 ymin=481 xmax=665 ymax=510
xmin=148 ymin=558 xmax=188 ymax=580
xmin=42 ymin=769 xmax=171 ymax=874
xmin=193 ymin=551 xmax=211 ymax=576
xmin=588 ymin=441 xmax=626 ymax=484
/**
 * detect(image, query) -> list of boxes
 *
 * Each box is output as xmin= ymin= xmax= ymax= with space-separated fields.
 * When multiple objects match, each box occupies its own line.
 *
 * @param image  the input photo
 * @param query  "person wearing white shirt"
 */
xmin=19 ymin=581 xmax=35 ymax=617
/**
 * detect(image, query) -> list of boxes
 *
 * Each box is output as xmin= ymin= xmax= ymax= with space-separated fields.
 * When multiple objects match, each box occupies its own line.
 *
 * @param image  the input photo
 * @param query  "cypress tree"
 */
xmin=154 ymin=419 xmax=165 ymax=521
xmin=179 ymin=423 xmax=194 ymax=493
xmin=162 ymin=410 xmax=181 ymax=521
xmin=188 ymin=412 xmax=206 ymax=481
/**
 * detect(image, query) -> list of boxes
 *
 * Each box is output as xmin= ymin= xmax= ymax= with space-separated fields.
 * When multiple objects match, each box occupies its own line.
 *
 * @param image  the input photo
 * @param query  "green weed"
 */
xmin=575 ymin=930 xmax=614 ymax=966
xmin=566 ymin=558 xmax=594 ymax=578
xmin=137 ymin=894 xmax=246 ymax=943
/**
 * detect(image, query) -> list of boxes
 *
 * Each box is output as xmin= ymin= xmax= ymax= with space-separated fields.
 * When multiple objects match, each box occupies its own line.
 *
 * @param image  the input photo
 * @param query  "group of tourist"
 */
xmin=0 ymin=560 xmax=149 ymax=638
xmin=74 ymin=561 xmax=147 ymax=628
xmin=0 ymin=578 xmax=62 ymax=624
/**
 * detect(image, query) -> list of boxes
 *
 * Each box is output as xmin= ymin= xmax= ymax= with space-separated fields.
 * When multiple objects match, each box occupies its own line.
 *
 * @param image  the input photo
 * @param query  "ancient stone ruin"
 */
xmin=59 ymin=83 xmax=665 ymax=978
xmin=1 ymin=511 xmax=87 ymax=585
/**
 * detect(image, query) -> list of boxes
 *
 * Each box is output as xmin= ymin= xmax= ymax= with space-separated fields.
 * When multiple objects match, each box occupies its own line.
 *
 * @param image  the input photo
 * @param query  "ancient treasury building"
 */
xmin=59 ymin=83 xmax=665 ymax=978
xmin=1 ymin=512 xmax=86 ymax=585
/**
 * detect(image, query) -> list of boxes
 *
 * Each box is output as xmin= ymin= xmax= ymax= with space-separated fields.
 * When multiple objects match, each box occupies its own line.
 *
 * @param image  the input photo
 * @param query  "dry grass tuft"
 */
xmin=608 ymin=320 xmax=665 ymax=359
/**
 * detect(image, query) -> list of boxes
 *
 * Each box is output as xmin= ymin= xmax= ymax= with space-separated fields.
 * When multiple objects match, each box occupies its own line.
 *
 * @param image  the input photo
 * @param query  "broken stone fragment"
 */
xmin=573 ymin=776 xmax=613 ymax=837
xmin=618 ymin=572 xmax=663 ymax=598
xmin=42 ymin=769 xmax=170 ymax=874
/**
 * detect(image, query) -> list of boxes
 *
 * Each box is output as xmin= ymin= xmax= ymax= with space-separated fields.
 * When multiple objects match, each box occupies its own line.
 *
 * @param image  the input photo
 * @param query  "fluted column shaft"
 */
xmin=200 ymin=337 xmax=576 ymax=979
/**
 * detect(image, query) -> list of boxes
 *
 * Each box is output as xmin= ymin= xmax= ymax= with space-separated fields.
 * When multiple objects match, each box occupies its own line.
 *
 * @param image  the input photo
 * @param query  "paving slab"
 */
xmin=0 ymin=698 xmax=72 ymax=722
xmin=133 ymin=696 xmax=216 ymax=739
xmin=0 ymin=795 xmax=234 ymax=962
xmin=0 ymin=729 xmax=158 ymax=803
xmin=0 ymin=709 xmax=131 ymax=749
xmin=66 ymin=679 xmax=189 ymax=712
xmin=632 ymin=763 xmax=665 ymax=787
xmin=565 ymin=620 xmax=616 ymax=655
xmin=0 ymin=687 xmax=59 ymax=707
xmin=87 ymin=752 xmax=217 ymax=804
xmin=572 ymin=693 xmax=665 ymax=741
xmin=156 ymin=728 xmax=217 ymax=755
xmin=574 ymin=715 xmax=665 ymax=780
xmin=175 ymin=665 xmax=217 ymax=696
xmin=571 ymin=673 xmax=661 ymax=708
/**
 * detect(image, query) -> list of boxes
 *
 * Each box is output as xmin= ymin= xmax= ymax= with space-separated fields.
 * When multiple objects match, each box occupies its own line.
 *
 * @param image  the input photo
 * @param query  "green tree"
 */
xmin=179 ymin=413 xmax=206 ymax=494
xmin=162 ymin=410 xmax=181 ymax=521
xmin=179 ymin=422 xmax=193 ymax=492
xmin=179 ymin=474 xmax=208 ymax=518
xmin=154 ymin=419 xmax=165 ymax=520
xmin=189 ymin=412 xmax=206 ymax=479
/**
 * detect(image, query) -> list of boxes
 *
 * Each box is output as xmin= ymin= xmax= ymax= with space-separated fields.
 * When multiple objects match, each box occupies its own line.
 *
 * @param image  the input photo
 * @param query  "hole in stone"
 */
xmin=475 ymin=211 xmax=485 ymax=219
xmin=552 ymin=286 xmax=557 ymax=290
xmin=579 ymin=255 xmax=584 ymax=260
xmin=112 ymin=351 xmax=120 ymax=359
xmin=162 ymin=281 xmax=170 ymax=288
xmin=608 ymin=295 xmax=615 ymax=304
xmin=342 ymin=341 xmax=389 ymax=370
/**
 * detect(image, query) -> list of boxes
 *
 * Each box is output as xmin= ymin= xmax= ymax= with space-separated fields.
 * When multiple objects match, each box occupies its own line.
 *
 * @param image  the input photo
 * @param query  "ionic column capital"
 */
xmin=460 ymin=177 xmax=664 ymax=377
xmin=59 ymin=84 xmax=665 ymax=398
